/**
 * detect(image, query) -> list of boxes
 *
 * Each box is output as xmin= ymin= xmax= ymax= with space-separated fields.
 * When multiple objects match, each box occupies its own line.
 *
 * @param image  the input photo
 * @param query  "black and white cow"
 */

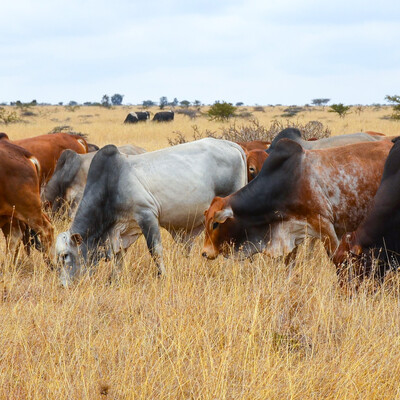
xmin=56 ymin=138 xmax=247 ymax=286
xmin=124 ymin=111 xmax=150 ymax=123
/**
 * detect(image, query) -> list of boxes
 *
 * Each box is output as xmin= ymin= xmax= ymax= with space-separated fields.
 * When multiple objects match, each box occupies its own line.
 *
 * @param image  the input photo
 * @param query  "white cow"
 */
xmin=56 ymin=138 xmax=247 ymax=286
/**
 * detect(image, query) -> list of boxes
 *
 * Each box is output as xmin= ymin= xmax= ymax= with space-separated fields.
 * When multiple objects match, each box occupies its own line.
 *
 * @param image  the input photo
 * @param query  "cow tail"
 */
xmin=29 ymin=156 xmax=41 ymax=178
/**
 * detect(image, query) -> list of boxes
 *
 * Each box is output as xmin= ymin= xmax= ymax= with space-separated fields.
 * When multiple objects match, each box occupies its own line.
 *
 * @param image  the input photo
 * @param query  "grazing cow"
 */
xmin=56 ymin=138 xmax=247 ymax=286
xmin=153 ymin=110 xmax=174 ymax=122
xmin=333 ymin=137 xmax=400 ymax=279
xmin=124 ymin=112 xmax=139 ymax=123
xmin=136 ymin=111 xmax=150 ymax=121
xmin=0 ymin=139 xmax=54 ymax=260
xmin=11 ymin=132 xmax=89 ymax=185
xmin=44 ymin=144 xmax=146 ymax=217
xmin=202 ymin=139 xmax=393 ymax=261
xmin=124 ymin=112 xmax=150 ymax=123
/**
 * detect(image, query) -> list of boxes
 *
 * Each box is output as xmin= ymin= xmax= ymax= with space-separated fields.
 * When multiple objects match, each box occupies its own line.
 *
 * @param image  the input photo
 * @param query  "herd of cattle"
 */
xmin=1 ymin=127 xmax=399 ymax=287
xmin=124 ymin=110 xmax=174 ymax=123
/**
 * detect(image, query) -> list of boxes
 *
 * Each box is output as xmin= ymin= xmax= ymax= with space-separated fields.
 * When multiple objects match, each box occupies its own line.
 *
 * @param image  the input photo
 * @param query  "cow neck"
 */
xmin=231 ymin=145 xmax=303 ymax=219
xmin=71 ymin=145 xmax=121 ymax=248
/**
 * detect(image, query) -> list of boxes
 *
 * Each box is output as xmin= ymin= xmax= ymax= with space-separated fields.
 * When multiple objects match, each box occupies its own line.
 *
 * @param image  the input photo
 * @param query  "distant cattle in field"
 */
xmin=55 ymin=138 xmax=247 ymax=286
xmin=153 ymin=110 xmax=174 ymax=122
xmin=333 ymin=137 xmax=400 ymax=280
xmin=0 ymin=139 xmax=54 ymax=260
xmin=44 ymin=144 xmax=146 ymax=217
xmin=202 ymin=139 xmax=393 ymax=262
xmin=124 ymin=111 xmax=150 ymax=124
xmin=4 ymin=132 xmax=89 ymax=185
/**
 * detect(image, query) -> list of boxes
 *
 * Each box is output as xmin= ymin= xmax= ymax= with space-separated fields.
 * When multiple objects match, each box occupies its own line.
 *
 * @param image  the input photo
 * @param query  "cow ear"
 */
xmin=214 ymin=207 xmax=233 ymax=224
xmin=71 ymin=233 xmax=83 ymax=246
xmin=350 ymin=244 xmax=362 ymax=256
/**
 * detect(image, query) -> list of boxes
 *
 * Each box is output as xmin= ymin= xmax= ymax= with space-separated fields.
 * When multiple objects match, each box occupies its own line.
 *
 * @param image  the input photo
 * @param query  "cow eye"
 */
xmin=212 ymin=222 xmax=219 ymax=230
xmin=249 ymin=167 xmax=255 ymax=173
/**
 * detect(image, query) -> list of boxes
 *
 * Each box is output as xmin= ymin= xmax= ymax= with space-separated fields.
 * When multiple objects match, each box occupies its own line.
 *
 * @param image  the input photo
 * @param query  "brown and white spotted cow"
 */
xmin=202 ymin=138 xmax=394 ymax=261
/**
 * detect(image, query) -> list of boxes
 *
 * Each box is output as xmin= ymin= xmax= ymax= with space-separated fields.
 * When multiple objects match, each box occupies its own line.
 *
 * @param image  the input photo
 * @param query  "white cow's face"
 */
xmin=56 ymin=231 xmax=84 ymax=287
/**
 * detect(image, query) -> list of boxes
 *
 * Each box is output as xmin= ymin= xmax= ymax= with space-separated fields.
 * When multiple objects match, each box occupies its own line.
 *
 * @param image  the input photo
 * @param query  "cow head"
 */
xmin=247 ymin=149 xmax=268 ymax=181
xmin=202 ymin=196 xmax=261 ymax=260
xmin=332 ymin=232 xmax=362 ymax=267
xmin=56 ymin=231 xmax=86 ymax=287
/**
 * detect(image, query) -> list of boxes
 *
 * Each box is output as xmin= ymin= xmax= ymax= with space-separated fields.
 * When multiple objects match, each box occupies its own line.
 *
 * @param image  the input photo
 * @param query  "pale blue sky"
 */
xmin=1 ymin=0 xmax=399 ymax=105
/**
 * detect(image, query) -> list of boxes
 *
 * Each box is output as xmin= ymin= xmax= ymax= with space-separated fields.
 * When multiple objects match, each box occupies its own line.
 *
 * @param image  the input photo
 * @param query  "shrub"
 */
xmin=281 ymin=106 xmax=304 ymax=118
xmin=329 ymin=103 xmax=351 ymax=118
xmin=0 ymin=107 xmax=20 ymax=124
xmin=207 ymin=101 xmax=236 ymax=121
xmin=253 ymin=106 xmax=265 ymax=112
xmin=167 ymin=119 xmax=331 ymax=146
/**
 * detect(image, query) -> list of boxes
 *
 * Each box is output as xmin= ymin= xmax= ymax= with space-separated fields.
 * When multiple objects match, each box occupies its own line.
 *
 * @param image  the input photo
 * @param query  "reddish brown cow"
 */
xmin=246 ymin=149 xmax=268 ymax=181
xmin=12 ymin=132 xmax=89 ymax=185
xmin=202 ymin=139 xmax=393 ymax=261
xmin=0 ymin=140 xmax=54 ymax=260
xmin=237 ymin=140 xmax=270 ymax=152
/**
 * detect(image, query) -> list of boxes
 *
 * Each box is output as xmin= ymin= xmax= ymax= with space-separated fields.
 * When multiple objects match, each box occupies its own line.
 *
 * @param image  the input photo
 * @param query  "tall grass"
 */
xmin=0 ymin=105 xmax=400 ymax=398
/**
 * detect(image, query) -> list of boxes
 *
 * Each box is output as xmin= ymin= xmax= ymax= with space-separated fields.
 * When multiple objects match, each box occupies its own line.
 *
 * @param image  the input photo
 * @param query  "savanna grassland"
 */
xmin=1 ymin=104 xmax=400 ymax=399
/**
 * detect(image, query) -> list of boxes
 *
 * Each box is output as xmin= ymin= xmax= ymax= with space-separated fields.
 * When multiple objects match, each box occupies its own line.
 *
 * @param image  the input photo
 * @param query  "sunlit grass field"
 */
xmin=1 ymin=105 xmax=400 ymax=399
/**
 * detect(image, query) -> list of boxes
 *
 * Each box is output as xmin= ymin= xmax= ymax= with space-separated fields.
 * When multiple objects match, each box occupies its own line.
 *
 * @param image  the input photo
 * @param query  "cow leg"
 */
xmin=137 ymin=212 xmax=166 ymax=275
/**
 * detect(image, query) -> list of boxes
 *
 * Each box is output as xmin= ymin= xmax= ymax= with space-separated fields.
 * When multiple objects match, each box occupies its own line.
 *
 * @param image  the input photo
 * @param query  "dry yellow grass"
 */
xmin=1 ymin=105 xmax=400 ymax=399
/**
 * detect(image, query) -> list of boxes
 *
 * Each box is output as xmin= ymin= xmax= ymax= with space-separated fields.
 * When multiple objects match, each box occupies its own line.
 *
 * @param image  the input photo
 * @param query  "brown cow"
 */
xmin=13 ymin=132 xmax=89 ymax=185
xmin=202 ymin=139 xmax=393 ymax=261
xmin=237 ymin=140 xmax=270 ymax=152
xmin=0 ymin=139 xmax=54 ymax=260
xmin=333 ymin=137 xmax=400 ymax=280
xmin=246 ymin=149 xmax=268 ymax=181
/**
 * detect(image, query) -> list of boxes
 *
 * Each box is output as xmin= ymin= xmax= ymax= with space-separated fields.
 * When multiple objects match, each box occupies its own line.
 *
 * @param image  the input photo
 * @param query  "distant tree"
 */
xmin=171 ymin=97 xmax=179 ymax=106
xmin=329 ymin=103 xmax=351 ymax=118
xmin=159 ymin=96 xmax=168 ymax=110
xmin=312 ymin=98 xmax=330 ymax=106
xmin=193 ymin=100 xmax=201 ymax=107
xmin=207 ymin=101 xmax=236 ymax=121
xmin=180 ymin=100 xmax=190 ymax=108
xmin=385 ymin=95 xmax=400 ymax=119
xmin=236 ymin=102 xmax=244 ymax=107
xmin=142 ymin=100 xmax=155 ymax=109
xmin=101 ymin=95 xmax=111 ymax=108
xmin=58 ymin=102 xmax=63 ymax=106
xmin=69 ymin=100 xmax=78 ymax=106
xmin=111 ymin=94 xmax=124 ymax=106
